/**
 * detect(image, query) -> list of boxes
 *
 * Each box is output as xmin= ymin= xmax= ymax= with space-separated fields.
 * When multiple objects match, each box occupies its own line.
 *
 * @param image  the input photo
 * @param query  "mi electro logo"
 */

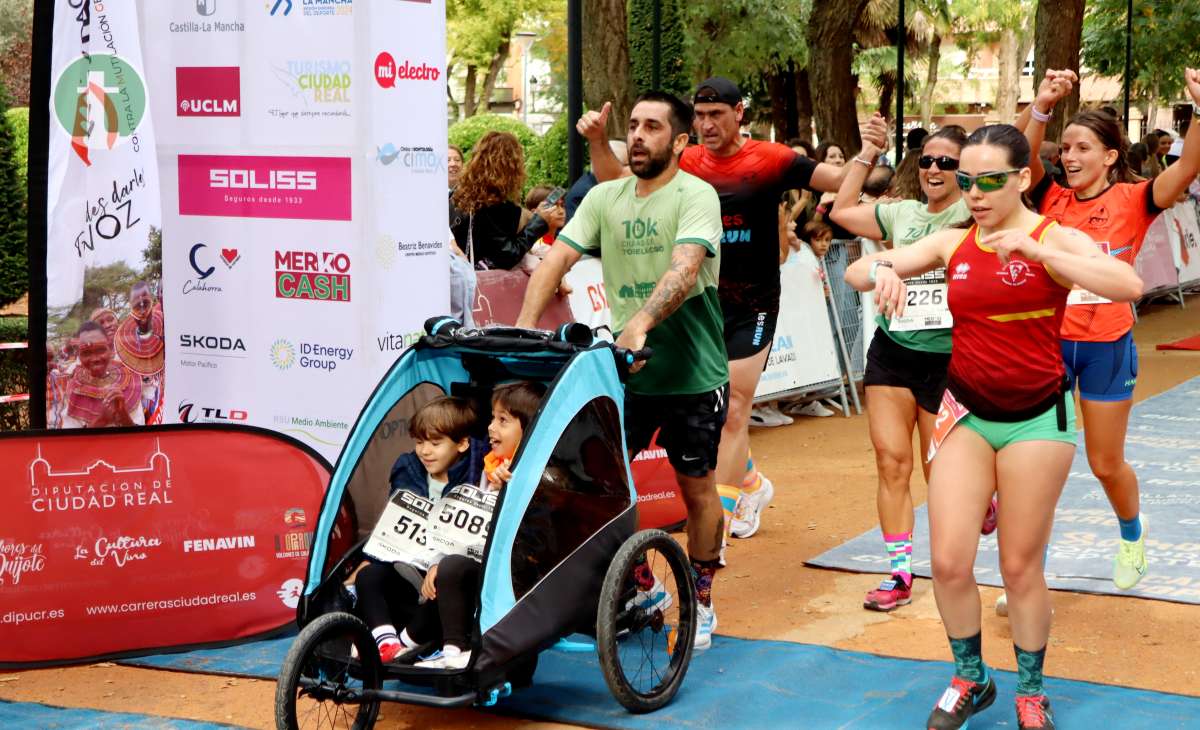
xmin=176 ymin=67 xmax=240 ymax=117
xmin=373 ymin=52 xmax=439 ymax=88
xmin=275 ymin=250 xmax=351 ymax=302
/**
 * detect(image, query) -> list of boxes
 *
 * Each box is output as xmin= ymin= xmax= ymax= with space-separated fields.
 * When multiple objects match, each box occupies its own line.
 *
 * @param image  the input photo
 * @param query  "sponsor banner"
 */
xmin=1167 ymin=199 xmax=1200 ymax=286
xmin=45 ymin=0 xmax=166 ymax=429
xmin=177 ymin=154 xmax=352 ymax=221
xmin=175 ymin=66 xmax=240 ymax=117
xmin=0 ymin=428 xmax=329 ymax=666
xmin=755 ymin=250 xmax=842 ymax=399
xmin=473 ymin=269 xmax=573 ymax=330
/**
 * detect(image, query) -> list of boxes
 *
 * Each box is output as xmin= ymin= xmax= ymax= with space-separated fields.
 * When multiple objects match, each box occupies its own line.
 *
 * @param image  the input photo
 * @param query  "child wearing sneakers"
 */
xmin=353 ymin=396 xmax=487 ymax=663
xmin=412 ymin=381 xmax=546 ymax=670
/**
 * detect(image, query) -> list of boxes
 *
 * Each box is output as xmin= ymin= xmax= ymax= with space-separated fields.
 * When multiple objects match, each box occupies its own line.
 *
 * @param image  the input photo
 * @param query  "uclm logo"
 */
xmin=175 ymin=67 xmax=240 ymax=117
xmin=178 ymin=154 xmax=351 ymax=221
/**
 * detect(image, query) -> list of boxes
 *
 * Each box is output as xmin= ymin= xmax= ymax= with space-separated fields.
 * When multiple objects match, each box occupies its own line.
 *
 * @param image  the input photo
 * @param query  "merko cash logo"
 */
xmin=275 ymin=250 xmax=351 ymax=302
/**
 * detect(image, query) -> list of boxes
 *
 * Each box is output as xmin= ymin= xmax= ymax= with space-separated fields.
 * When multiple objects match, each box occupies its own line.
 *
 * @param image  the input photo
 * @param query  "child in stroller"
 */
xmin=353 ymin=382 xmax=546 ymax=669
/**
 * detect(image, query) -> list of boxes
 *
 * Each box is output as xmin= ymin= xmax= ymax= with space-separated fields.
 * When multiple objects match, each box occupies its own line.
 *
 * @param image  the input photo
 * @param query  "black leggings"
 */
xmin=354 ymin=556 xmax=480 ymax=651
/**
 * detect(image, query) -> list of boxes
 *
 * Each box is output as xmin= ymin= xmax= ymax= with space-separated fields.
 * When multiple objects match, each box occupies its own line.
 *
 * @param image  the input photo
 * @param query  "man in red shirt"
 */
xmin=582 ymin=81 xmax=887 ymax=545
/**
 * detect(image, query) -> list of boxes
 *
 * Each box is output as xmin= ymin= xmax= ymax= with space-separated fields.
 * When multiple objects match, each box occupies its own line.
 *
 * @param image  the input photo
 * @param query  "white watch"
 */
xmin=868 ymin=259 xmax=894 ymax=285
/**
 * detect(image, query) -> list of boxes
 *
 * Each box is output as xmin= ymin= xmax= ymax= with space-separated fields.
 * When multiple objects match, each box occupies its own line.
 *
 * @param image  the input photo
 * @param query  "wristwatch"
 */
xmin=868 ymin=259 xmax=894 ymax=284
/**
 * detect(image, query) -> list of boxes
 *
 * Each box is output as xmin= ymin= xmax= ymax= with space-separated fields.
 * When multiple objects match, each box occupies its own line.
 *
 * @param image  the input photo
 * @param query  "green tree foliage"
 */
xmin=0 ymin=314 xmax=27 ymax=431
xmin=0 ymin=0 xmax=32 ymax=107
xmin=142 ymin=226 xmax=162 ymax=283
xmin=628 ymin=0 xmax=690 ymax=97
xmin=0 ymin=86 xmax=26 ymax=309
xmin=1082 ymin=0 xmax=1200 ymax=112
xmin=525 ymin=115 xmax=570 ymax=189
xmin=684 ymin=0 xmax=809 ymax=95
xmin=447 ymin=0 xmax=557 ymax=117
xmin=448 ymin=113 xmax=539 ymax=159
xmin=5 ymin=107 xmax=25 ymax=189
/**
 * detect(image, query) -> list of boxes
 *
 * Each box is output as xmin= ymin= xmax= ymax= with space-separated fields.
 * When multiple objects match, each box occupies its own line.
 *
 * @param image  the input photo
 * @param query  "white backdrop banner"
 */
xmin=754 ymin=250 xmax=842 ymax=399
xmin=1166 ymin=198 xmax=1200 ymax=285
xmin=45 ymin=1 xmax=449 ymax=461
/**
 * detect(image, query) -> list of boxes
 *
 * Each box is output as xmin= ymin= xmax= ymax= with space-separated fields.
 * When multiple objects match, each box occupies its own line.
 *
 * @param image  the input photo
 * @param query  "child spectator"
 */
xmin=414 ymin=381 xmax=547 ymax=669
xmin=353 ymin=396 xmax=486 ymax=663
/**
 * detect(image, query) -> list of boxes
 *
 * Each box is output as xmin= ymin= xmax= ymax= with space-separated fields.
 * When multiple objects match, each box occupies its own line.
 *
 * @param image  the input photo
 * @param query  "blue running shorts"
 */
xmin=1061 ymin=331 xmax=1138 ymax=402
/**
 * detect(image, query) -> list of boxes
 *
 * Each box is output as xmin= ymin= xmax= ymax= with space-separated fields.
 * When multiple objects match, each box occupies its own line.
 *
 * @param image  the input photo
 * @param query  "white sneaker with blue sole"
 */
xmin=694 ymin=603 xmax=717 ymax=650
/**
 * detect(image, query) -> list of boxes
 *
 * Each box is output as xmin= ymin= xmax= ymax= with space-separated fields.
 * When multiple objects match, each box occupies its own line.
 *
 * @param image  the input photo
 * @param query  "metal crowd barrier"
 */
xmin=821 ymin=239 xmax=870 ymax=414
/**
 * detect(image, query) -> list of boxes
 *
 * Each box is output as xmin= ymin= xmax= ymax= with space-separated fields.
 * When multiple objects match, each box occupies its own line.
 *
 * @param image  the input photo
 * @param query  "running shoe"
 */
xmin=1113 ymin=514 xmax=1148 ymax=590
xmin=694 ymin=603 xmax=717 ymax=651
xmin=1016 ymin=694 xmax=1055 ymax=729
xmin=863 ymin=574 xmax=912 ymax=612
xmin=416 ymin=648 xmax=471 ymax=670
xmin=981 ymin=495 xmax=998 ymax=536
xmin=749 ymin=405 xmax=791 ymax=427
xmin=625 ymin=575 xmax=673 ymax=614
xmin=789 ymin=400 xmax=835 ymax=418
xmin=730 ymin=474 xmax=775 ymax=539
xmin=926 ymin=674 xmax=997 ymax=730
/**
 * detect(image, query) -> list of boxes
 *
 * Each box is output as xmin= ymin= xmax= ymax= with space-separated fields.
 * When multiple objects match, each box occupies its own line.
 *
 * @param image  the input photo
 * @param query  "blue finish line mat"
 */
xmin=808 ymin=376 xmax=1200 ymax=604
xmin=0 ymin=699 xmax=245 ymax=729
xmin=116 ymin=634 xmax=1200 ymax=729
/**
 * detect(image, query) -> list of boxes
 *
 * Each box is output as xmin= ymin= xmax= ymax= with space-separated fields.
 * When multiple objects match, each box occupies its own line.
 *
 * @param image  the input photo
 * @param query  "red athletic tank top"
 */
xmin=946 ymin=217 xmax=1072 ymax=419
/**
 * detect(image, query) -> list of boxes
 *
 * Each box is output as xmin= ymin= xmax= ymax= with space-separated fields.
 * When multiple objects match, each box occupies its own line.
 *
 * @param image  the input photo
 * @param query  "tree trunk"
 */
xmin=479 ymin=41 xmax=510 ymax=114
xmin=1033 ymin=0 xmax=1085 ymax=142
xmin=463 ymin=65 xmax=479 ymax=118
xmin=878 ymin=74 xmax=896 ymax=124
xmin=769 ymin=69 xmax=800 ymax=142
xmin=797 ymin=69 xmax=814 ymax=144
xmin=583 ymin=0 xmax=634 ymax=137
xmin=994 ymin=29 xmax=1019 ymax=123
xmin=807 ymin=0 xmax=870 ymax=149
xmin=446 ymin=62 xmax=460 ymax=121
xmin=920 ymin=35 xmax=940 ymax=128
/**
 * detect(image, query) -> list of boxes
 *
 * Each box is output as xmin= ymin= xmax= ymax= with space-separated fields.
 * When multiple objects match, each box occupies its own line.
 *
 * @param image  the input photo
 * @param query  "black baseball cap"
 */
xmin=693 ymin=77 xmax=742 ymax=107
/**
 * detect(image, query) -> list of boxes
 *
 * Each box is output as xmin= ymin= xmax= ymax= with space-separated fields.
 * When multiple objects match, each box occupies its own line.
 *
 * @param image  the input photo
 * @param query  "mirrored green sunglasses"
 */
xmin=955 ymin=169 xmax=1021 ymax=193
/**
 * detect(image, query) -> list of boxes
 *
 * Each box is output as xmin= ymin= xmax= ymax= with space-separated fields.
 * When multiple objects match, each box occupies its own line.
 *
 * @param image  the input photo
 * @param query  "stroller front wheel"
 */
xmin=275 ymin=611 xmax=382 ymax=730
xmin=596 ymin=529 xmax=697 ymax=713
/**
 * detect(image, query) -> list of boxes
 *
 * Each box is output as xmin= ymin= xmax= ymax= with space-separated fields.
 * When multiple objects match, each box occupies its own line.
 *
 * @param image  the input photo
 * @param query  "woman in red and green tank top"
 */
xmin=847 ymin=125 xmax=1142 ymax=730
xmin=1019 ymin=67 xmax=1200 ymax=591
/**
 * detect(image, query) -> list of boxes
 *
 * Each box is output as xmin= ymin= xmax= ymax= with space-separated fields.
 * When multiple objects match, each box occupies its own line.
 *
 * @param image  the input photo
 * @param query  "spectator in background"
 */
xmin=783 ymin=219 xmax=837 ymax=418
xmin=450 ymin=131 xmax=563 ymax=270
xmin=861 ymin=165 xmax=894 ymax=204
xmin=813 ymin=141 xmax=855 ymax=240
xmin=1040 ymin=140 xmax=1068 ymax=186
xmin=906 ymin=127 xmax=929 ymax=153
xmin=519 ymin=185 xmax=567 ymax=281
xmin=448 ymin=145 xmax=464 ymax=190
xmin=1141 ymin=131 xmax=1166 ymax=177
xmin=564 ymin=139 xmax=629 ymax=221
xmin=1127 ymin=142 xmax=1149 ymax=179
xmin=787 ymin=138 xmax=816 ymax=159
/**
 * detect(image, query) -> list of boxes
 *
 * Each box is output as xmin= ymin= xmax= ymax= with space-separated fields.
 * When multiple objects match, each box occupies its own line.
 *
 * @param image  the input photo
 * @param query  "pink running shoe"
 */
xmin=981 ymin=495 xmax=999 ymax=536
xmin=863 ymin=575 xmax=912 ymax=612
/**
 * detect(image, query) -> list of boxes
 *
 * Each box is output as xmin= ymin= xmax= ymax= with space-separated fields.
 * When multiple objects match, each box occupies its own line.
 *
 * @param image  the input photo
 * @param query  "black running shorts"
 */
xmin=723 ymin=307 xmax=778 ymax=361
xmin=863 ymin=327 xmax=951 ymax=415
xmin=625 ymin=384 xmax=730 ymax=478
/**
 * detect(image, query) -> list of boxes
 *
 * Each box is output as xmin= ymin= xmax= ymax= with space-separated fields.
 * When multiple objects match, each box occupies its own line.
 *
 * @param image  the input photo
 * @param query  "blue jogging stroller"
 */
xmin=274 ymin=319 xmax=697 ymax=729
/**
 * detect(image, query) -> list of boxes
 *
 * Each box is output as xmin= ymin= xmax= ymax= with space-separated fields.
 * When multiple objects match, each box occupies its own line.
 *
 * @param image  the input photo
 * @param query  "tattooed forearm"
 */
xmin=635 ymin=243 xmax=706 ymax=330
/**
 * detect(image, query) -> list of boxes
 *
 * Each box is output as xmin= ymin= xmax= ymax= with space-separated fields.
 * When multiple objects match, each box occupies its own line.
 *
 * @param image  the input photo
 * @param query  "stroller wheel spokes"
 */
xmin=276 ymin=612 xmax=382 ymax=730
xmin=597 ymin=530 xmax=697 ymax=713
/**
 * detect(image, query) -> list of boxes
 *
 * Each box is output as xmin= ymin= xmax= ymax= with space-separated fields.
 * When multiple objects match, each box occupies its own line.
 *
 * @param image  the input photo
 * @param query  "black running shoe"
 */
xmin=1016 ymin=694 xmax=1055 ymax=729
xmin=926 ymin=675 xmax=997 ymax=729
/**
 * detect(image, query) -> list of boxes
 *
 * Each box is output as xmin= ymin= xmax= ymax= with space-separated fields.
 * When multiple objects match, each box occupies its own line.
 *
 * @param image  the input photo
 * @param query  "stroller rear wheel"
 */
xmin=275 ymin=612 xmax=382 ymax=730
xmin=596 ymin=529 xmax=696 ymax=713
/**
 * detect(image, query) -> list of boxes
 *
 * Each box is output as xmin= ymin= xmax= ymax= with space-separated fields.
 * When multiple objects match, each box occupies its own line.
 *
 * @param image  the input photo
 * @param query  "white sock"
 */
xmin=372 ymin=624 xmax=398 ymax=647
xmin=399 ymin=628 xmax=416 ymax=648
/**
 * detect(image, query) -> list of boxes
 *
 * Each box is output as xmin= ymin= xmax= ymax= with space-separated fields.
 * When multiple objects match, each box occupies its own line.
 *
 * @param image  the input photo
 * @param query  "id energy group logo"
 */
xmin=270 ymin=339 xmax=296 ymax=370
xmin=53 ymin=53 xmax=148 ymax=166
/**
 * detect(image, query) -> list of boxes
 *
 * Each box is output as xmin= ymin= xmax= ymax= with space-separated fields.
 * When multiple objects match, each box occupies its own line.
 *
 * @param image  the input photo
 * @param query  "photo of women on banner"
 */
xmin=43 ymin=3 xmax=164 ymax=429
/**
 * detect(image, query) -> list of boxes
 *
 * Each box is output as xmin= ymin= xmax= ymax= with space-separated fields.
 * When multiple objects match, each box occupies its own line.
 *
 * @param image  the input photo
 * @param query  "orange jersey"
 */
xmin=1037 ymin=180 xmax=1162 ymax=342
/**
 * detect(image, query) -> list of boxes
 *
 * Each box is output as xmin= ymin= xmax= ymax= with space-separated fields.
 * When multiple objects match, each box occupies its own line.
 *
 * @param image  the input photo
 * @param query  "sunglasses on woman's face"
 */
xmin=955 ymin=169 xmax=1022 ymax=193
xmin=918 ymin=155 xmax=959 ymax=171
